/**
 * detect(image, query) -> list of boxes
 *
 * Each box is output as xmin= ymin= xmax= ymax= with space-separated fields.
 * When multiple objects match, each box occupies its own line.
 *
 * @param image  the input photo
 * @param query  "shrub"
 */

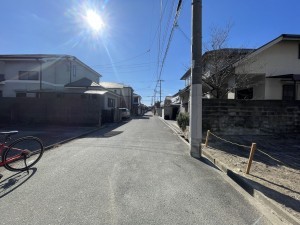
xmin=176 ymin=112 xmax=189 ymax=131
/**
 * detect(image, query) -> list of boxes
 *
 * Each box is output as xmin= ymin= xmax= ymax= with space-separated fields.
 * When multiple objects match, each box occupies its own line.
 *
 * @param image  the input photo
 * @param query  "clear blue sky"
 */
xmin=1 ymin=0 xmax=299 ymax=106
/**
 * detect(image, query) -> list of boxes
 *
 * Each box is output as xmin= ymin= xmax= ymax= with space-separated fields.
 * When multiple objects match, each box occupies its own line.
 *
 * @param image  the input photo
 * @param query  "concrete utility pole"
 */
xmin=190 ymin=0 xmax=202 ymax=158
xmin=159 ymin=79 xmax=164 ymax=103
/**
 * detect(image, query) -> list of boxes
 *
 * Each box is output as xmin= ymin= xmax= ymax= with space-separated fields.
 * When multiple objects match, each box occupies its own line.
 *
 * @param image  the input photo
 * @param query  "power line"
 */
xmin=154 ymin=0 xmax=183 ymax=101
xmin=160 ymin=0 xmax=177 ymax=58
xmin=94 ymin=50 xmax=150 ymax=67
xmin=95 ymin=61 xmax=158 ymax=69
xmin=177 ymin=24 xmax=191 ymax=43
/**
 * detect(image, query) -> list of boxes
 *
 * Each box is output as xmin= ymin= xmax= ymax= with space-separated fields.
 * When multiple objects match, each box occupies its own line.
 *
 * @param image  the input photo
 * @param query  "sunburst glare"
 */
xmin=84 ymin=9 xmax=105 ymax=33
xmin=64 ymin=1 xmax=111 ymax=50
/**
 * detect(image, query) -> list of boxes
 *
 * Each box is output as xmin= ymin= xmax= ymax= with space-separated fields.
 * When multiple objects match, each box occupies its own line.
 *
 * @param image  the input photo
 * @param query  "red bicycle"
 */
xmin=0 ymin=131 xmax=44 ymax=179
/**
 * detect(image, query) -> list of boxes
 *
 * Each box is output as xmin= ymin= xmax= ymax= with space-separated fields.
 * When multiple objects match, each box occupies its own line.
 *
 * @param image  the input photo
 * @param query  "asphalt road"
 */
xmin=0 ymin=112 xmax=272 ymax=225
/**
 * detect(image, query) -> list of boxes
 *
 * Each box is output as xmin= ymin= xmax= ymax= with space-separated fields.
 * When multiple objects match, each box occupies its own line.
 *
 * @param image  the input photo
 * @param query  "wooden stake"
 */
xmin=246 ymin=143 xmax=257 ymax=174
xmin=205 ymin=130 xmax=210 ymax=147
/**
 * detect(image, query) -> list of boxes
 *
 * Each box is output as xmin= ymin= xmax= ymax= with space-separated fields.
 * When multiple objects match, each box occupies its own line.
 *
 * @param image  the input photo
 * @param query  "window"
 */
xmin=133 ymin=97 xmax=139 ymax=103
xmin=282 ymin=85 xmax=295 ymax=100
xmin=108 ymin=98 xmax=115 ymax=107
xmin=73 ymin=65 xmax=76 ymax=77
xmin=0 ymin=74 xmax=5 ymax=82
xmin=19 ymin=71 xmax=39 ymax=80
xmin=236 ymin=88 xmax=253 ymax=99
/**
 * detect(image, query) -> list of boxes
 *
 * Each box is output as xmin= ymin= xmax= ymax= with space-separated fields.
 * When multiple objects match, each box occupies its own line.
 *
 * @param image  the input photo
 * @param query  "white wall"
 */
xmin=0 ymin=61 xmax=41 ymax=97
xmin=235 ymin=40 xmax=300 ymax=100
xmin=236 ymin=41 xmax=300 ymax=76
xmin=120 ymin=87 xmax=133 ymax=110
xmin=0 ymin=58 xmax=100 ymax=97
xmin=264 ymin=78 xmax=282 ymax=99
xmin=103 ymin=92 xmax=120 ymax=110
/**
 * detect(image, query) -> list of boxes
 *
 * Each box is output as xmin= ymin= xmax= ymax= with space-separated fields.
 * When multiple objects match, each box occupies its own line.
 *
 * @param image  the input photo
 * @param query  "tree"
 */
xmin=202 ymin=24 xmax=255 ymax=99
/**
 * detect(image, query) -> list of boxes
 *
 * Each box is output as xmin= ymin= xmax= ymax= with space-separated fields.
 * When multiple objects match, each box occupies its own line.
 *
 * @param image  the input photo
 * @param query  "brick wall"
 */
xmin=202 ymin=99 xmax=300 ymax=134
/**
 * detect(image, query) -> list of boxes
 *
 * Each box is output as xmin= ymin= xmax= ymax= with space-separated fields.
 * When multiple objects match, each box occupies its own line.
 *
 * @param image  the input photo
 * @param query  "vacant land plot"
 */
xmin=203 ymin=133 xmax=300 ymax=221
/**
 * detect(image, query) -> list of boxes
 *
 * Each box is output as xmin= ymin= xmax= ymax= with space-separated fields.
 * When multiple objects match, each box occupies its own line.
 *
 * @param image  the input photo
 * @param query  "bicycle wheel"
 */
xmin=3 ymin=136 xmax=44 ymax=171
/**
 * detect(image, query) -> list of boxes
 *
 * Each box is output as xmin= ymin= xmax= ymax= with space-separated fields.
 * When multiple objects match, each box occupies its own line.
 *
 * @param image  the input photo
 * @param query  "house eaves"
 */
xmin=65 ymin=77 xmax=102 ymax=88
xmin=180 ymin=69 xmax=191 ymax=80
xmin=100 ymin=82 xmax=134 ymax=91
xmin=267 ymin=74 xmax=300 ymax=81
xmin=0 ymin=54 xmax=70 ymax=60
xmin=233 ymin=34 xmax=300 ymax=67
xmin=0 ymin=54 xmax=102 ymax=78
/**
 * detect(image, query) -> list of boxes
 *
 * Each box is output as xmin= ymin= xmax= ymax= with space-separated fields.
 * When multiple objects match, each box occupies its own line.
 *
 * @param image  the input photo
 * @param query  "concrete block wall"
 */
xmin=202 ymin=99 xmax=300 ymax=134
xmin=0 ymin=94 xmax=102 ymax=126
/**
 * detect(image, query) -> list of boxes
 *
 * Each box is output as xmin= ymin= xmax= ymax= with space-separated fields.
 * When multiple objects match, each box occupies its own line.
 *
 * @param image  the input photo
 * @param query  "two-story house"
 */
xmin=0 ymin=54 xmax=121 ymax=125
xmin=0 ymin=54 xmax=100 ymax=97
xmin=100 ymin=82 xmax=134 ymax=112
xmin=177 ymin=34 xmax=300 ymax=114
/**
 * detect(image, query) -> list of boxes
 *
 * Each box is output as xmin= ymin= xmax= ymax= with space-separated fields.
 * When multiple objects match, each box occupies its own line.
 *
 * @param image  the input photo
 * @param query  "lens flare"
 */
xmin=85 ymin=9 xmax=105 ymax=33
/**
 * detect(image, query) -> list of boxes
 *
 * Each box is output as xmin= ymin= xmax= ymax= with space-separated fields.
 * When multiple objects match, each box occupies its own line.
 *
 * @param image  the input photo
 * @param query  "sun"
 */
xmin=85 ymin=9 xmax=105 ymax=33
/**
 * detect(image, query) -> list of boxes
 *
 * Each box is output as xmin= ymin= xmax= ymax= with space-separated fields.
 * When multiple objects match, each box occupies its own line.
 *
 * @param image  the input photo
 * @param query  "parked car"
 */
xmin=119 ymin=108 xmax=130 ymax=119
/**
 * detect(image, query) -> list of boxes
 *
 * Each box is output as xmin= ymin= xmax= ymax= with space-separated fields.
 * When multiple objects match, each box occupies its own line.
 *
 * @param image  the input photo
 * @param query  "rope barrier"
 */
xmin=207 ymin=131 xmax=295 ymax=169
xmin=256 ymin=148 xmax=294 ymax=168
xmin=209 ymin=132 xmax=251 ymax=149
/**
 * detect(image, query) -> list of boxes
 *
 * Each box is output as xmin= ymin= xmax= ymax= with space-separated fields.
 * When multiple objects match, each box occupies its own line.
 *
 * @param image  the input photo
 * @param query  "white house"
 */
xmin=232 ymin=34 xmax=300 ymax=100
xmin=64 ymin=77 xmax=120 ymax=110
xmin=178 ymin=34 xmax=300 ymax=105
xmin=100 ymin=82 xmax=134 ymax=112
xmin=0 ymin=54 xmax=101 ymax=97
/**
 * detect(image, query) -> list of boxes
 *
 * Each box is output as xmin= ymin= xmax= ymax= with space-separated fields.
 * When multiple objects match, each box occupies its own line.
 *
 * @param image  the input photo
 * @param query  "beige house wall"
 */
xmin=236 ymin=41 xmax=300 ymax=76
xmin=235 ymin=41 xmax=300 ymax=100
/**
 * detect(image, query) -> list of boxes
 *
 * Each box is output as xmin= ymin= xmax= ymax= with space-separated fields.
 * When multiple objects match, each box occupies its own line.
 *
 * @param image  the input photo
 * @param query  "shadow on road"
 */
xmin=131 ymin=115 xmax=151 ymax=120
xmin=0 ymin=168 xmax=37 ymax=199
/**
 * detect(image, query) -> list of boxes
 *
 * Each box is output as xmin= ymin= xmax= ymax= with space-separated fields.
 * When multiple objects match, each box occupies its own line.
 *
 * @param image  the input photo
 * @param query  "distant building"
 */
xmin=100 ymin=82 xmax=134 ymax=112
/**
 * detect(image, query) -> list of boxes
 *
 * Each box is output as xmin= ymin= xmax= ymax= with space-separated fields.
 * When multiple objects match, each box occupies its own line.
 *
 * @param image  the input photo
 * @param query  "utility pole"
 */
xmin=190 ymin=0 xmax=202 ymax=158
xmin=159 ymin=79 xmax=164 ymax=103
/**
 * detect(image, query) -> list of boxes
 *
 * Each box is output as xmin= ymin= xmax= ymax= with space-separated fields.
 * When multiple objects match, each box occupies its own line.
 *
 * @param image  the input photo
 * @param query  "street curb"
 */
xmin=159 ymin=117 xmax=300 ymax=225
xmin=201 ymin=149 xmax=300 ymax=225
xmin=44 ymin=126 xmax=106 ymax=151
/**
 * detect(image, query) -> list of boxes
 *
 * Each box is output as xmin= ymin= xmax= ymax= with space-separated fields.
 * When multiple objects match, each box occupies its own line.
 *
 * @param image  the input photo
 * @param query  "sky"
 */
xmin=1 ymin=0 xmax=300 ymax=106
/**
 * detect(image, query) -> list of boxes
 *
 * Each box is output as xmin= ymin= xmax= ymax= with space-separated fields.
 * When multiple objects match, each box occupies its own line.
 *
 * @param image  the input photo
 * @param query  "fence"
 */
xmin=0 ymin=95 xmax=102 ymax=126
xmin=204 ymin=130 xmax=296 ymax=174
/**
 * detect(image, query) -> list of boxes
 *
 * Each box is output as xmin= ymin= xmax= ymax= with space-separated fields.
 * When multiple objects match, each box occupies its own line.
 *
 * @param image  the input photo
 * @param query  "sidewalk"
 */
xmin=0 ymin=125 xmax=101 ymax=149
xmin=160 ymin=118 xmax=300 ymax=225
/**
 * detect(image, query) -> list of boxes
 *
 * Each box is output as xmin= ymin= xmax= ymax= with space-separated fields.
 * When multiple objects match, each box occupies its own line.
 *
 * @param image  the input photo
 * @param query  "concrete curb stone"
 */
xmin=159 ymin=117 xmax=300 ymax=225
xmin=44 ymin=125 xmax=106 ymax=151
